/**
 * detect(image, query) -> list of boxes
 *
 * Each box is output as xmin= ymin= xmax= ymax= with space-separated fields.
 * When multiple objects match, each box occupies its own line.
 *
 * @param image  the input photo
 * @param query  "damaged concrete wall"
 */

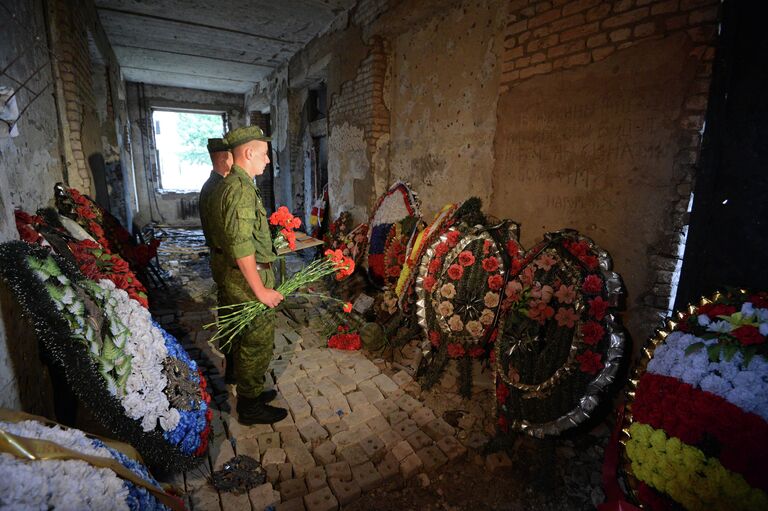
xmin=0 ymin=0 xmax=65 ymax=413
xmin=492 ymin=0 xmax=719 ymax=347
xmin=386 ymin=0 xmax=506 ymax=220
xmin=127 ymin=83 xmax=245 ymax=227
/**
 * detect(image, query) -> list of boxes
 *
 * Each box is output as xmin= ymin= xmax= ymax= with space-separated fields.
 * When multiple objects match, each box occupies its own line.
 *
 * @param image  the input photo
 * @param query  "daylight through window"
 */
xmin=153 ymin=110 xmax=225 ymax=192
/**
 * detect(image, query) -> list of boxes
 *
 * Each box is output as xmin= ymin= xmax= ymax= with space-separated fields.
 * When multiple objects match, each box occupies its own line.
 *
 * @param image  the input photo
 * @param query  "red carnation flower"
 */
xmin=447 ymin=264 xmax=464 ymax=281
xmin=581 ymin=321 xmax=605 ymax=345
xmin=482 ymin=257 xmax=500 ymax=273
xmin=447 ymin=343 xmax=465 ymax=358
xmin=446 ymin=231 xmax=461 ymax=247
xmin=749 ymin=293 xmax=768 ymax=309
xmin=458 ymin=250 xmax=476 ymax=267
xmin=76 ymin=205 xmax=96 ymax=220
xmin=429 ymin=330 xmax=441 ymax=347
xmin=483 ymin=239 xmax=492 ymax=255
xmin=509 ymin=258 xmax=523 ymax=275
xmin=428 ymin=259 xmax=442 ymax=275
xmin=732 ymin=325 xmax=765 ymax=346
xmin=506 ymin=240 xmax=520 ymax=258
xmin=422 ymin=275 xmax=436 ymax=292
xmin=342 ymin=302 xmax=353 ymax=313
xmin=580 ymin=254 xmax=599 ymax=270
xmin=487 ymin=274 xmax=504 ymax=291
xmin=434 ymin=242 xmax=449 ymax=257
xmin=576 ymin=350 xmax=603 ymax=375
xmin=387 ymin=265 xmax=402 ymax=277
xmin=588 ymin=296 xmax=609 ymax=320
xmin=468 ymin=346 xmax=485 ymax=358
xmin=566 ymin=240 xmax=589 ymax=257
xmin=698 ymin=303 xmax=737 ymax=319
xmin=582 ymin=274 xmax=603 ymax=294
xmin=496 ymin=382 xmax=509 ymax=404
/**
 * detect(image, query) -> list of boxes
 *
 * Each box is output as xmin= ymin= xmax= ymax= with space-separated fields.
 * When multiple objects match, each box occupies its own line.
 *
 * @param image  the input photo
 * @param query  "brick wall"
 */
xmin=329 ymin=36 xmax=390 ymax=157
xmin=52 ymin=0 xmax=96 ymax=193
xmin=501 ymin=0 xmax=718 ymax=87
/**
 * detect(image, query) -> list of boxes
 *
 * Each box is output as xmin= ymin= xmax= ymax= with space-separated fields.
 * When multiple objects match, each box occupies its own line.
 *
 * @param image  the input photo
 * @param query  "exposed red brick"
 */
xmin=602 ymin=7 xmax=648 ymax=28
xmin=689 ymin=6 xmax=718 ymax=25
xmin=508 ymin=20 xmax=528 ymax=35
xmin=651 ymin=0 xmax=679 ymax=15
xmin=612 ymin=0 xmax=636 ymax=13
xmin=551 ymin=13 xmax=585 ymax=32
xmin=609 ymin=28 xmax=631 ymax=42
xmin=592 ymin=45 xmax=616 ymax=61
xmin=586 ymin=3 xmax=611 ymax=22
xmin=528 ymin=8 xmax=562 ymax=29
xmin=562 ymin=0 xmax=601 ymax=17
xmin=547 ymin=38 xmax=586 ymax=58
xmin=560 ymin=21 xmax=600 ymax=42
xmin=665 ymin=14 xmax=688 ymax=30
xmin=587 ymin=32 xmax=608 ymax=48
xmin=634 ymin=22 xmax=656 ymax=38
xmin=519 ymin=61 xmax=553 ymax=79
xmin=680 ymin=0 xmax=717 ymax=10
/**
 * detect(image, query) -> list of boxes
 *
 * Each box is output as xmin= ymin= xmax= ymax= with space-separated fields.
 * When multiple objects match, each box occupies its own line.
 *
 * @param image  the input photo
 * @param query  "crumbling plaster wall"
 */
xmin=127 ymin=83 xmax=245 ymax=227
xmin=0 ymin=0 xmax=66 ymax=413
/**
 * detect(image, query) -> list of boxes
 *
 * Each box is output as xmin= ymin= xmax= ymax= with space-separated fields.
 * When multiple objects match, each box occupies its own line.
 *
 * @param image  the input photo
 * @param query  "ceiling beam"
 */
xmin=96 ymin=6 xmax=303 ymax=45
xmin=121 ymin=65 xmax=255 ymax=84
xmin=113 ymin=44 xmax=277 ymax=68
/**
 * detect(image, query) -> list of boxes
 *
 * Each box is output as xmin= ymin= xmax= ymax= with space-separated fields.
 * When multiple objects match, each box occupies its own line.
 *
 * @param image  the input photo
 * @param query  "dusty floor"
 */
xmin=150 ymin=228 xmax=610 ymax=511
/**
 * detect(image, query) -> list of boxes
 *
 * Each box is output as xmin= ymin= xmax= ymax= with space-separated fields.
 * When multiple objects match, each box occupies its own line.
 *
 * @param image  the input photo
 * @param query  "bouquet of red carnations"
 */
xmin=269 ymin=206 xmax=301 ymax=252
xmin=206 ymin=249 xmax=355 ymax=349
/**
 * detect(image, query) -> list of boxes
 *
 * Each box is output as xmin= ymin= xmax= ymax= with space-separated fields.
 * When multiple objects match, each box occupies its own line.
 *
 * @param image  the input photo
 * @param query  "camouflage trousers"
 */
xmin=220 ymin=266 xmax=276 ymax=399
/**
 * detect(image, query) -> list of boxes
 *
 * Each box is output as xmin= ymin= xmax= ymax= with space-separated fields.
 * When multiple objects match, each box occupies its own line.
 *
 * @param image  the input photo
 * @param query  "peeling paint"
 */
xmin=328 ymin=122 xmax=369 ymax=222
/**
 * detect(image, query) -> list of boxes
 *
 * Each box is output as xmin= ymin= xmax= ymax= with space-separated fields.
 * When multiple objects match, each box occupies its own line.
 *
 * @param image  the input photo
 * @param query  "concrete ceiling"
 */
xmin=95 ymin=0 xmax=356 ymax=94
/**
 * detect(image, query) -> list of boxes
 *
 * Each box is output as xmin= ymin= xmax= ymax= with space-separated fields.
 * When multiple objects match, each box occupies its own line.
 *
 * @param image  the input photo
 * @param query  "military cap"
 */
xmin=207 ymin=138 xmax=229 ymax=154
xmin=224 ymin=125 xmax=271 ymax=148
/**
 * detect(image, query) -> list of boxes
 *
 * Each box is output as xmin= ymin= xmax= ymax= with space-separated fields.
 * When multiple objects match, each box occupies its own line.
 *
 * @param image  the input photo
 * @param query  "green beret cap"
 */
xmin=207 ymin=138 xmax=229 ymax=153
xmin=224 ymin=125 xmax=271 ymax=148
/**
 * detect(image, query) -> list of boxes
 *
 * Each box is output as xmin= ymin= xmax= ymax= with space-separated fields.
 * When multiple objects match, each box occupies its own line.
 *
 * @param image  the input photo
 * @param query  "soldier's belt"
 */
xmin=228 ymin=261 xmax=272 ymax=270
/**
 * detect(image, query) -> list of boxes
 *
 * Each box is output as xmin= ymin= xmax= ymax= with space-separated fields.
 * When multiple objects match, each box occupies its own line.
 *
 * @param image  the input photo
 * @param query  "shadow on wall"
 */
xmin=0 ymin=280 xmax=56 ymax=418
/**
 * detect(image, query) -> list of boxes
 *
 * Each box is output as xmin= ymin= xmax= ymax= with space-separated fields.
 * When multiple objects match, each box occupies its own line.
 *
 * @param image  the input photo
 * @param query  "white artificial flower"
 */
xmin=741 ymin=302 xmax=755 ymax=317
xmin=465 ymin=320 xmax=484 ymax=338
xmin=697 ymin=314 xmax=711 ymax=327
xmin=707 ymin=320 xmax=733 ymax=333
xmin=647 ymin=331 xmax=768 ymax=421
xmin=0 ymin=420 xmax=130 ymax=510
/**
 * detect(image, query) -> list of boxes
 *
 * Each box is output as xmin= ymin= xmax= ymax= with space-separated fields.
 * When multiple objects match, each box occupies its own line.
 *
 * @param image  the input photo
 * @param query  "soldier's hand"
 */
xmin=257 ymin=288 xmax=284 ymax=308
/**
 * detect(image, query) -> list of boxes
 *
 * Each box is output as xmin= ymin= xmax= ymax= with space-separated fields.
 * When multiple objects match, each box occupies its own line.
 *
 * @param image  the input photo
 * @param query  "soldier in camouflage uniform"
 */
xmin=209 ymin=125 xmax=287 ymax=424
xmin=198 ymin=138 xmax=235 ymax=382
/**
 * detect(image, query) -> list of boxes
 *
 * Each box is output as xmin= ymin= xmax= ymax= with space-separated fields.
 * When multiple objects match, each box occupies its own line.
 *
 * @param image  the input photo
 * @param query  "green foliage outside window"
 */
xmin=176 ymin=113 xmax=223 ymax=165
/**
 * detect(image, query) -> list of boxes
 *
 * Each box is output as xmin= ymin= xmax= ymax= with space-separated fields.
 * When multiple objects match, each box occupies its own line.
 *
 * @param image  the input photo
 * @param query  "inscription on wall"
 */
xmin=492 ymin=34 xmax=698 ymax=340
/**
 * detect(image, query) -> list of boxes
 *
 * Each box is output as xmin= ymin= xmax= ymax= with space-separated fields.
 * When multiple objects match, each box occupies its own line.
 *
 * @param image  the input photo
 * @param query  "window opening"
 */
xmin=152 ymin=109 xmax=225 ymax=192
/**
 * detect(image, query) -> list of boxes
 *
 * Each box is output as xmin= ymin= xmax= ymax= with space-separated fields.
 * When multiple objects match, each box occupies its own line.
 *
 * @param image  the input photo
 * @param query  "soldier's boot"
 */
xmin=237 ymin=396 xmax=287 ymax=425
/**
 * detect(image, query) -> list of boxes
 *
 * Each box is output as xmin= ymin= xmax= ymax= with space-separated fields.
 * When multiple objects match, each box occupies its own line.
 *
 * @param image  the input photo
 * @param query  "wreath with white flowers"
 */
xmin=0 ymin=242 xmax=211 ymax=470
xmin=620 ymin=289 xmax=768 ymax=510
xmin=0 ymin=413 xmax=181 ymax=510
